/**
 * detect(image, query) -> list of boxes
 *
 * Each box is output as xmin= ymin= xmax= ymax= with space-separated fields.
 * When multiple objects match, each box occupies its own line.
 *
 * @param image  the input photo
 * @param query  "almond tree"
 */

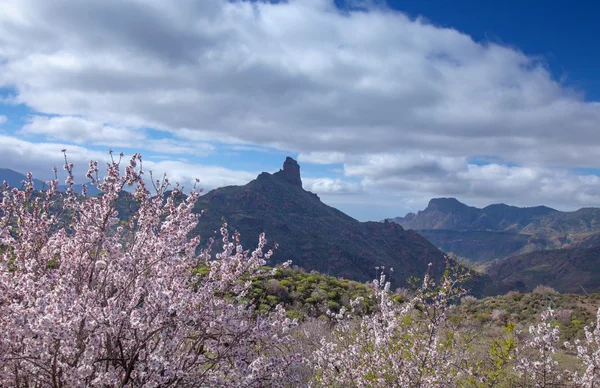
xmin=0 ymin=152 xmax=298 ymax=387
xmin=312 ymin=265 xmax=473 ymax=387
xmin=568 ymin=307 xmax=600 ymax=387
xmin=513 ymin=308 xmax=569 ymax=387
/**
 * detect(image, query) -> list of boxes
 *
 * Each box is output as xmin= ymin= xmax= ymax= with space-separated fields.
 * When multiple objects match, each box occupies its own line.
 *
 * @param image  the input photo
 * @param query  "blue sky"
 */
xmin=1 ymin=0 xmax=600 ymax=221
xmin=390 ymin=0 xmax=600 ymax=99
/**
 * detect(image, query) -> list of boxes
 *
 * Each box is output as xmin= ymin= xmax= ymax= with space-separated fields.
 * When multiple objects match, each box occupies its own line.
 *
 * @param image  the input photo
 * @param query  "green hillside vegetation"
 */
xmin=224 ymin=263 xmax=600 ymax=344
xmin=245 ymin=266 xmax=384 ymax=319
xmin=246 ymin=267 xmax=600 ymax=385
xmin=457 ymin=288 xmax=600 ymax=341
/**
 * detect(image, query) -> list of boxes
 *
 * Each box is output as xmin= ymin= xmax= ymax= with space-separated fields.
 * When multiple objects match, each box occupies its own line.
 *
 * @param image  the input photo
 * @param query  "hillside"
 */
xmin=417 ymin=229 xmax=531 ymax=263
xmin=486 ymin=246 xmax=600 ymax=293
xmin=193 ymin=158 xmax=500 ymax=296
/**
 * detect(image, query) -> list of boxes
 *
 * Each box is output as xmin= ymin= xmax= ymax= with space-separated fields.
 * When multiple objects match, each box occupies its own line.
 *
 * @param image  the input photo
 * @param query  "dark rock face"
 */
xmin=273 ymin=157 xmax=302 ymax=187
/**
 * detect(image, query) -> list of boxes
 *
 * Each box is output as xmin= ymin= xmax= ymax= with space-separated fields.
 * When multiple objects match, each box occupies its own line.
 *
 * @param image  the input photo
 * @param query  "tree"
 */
xmin=0 ymin=151 xmax=298 ymax=387
xmin=568 ymin=307 xmax=600 ymax=387
xmin=312 ymin=265 xmax=474 ymax=387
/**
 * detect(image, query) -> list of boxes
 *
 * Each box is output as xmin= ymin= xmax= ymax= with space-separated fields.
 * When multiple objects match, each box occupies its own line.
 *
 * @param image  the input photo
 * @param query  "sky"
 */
xmin=1 ymin=0 xmax=600 ymax=221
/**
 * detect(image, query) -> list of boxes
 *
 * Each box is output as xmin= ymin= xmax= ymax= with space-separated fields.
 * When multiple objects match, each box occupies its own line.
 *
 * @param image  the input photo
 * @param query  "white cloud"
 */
xmin=1 ymin=0 xmax=598 ymax=166
xmin=0 ymin=115 xmax=7 ymax=125
xmin=303 ymin=177 xmax=364 ymax=195
xmin=142 ymin=160 xmax=256 ymax=191
xmin=298 ymin=152 xmax=346 ymax=165
xmin=358 ymin=159 xmax=600 ymax=212
xmin=0 ymin=0 xmax=600 ymax=217
xmin=21 ymin=116 xmax=144 ymax=144
xmin=0 ymin=134 xmax=109 ymax=180
xmin=344 ymin=153 xmax=467 ymax=179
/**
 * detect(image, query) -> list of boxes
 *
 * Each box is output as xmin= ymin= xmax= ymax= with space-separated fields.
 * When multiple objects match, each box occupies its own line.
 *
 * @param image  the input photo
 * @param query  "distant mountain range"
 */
xmin=0 ymin=161 xmax=501 ymax=295
xmin=10 ymin=160 xmax=600 ymax=296
xmin=387 ymin=198 xmax=600 ymax=262
xmin=389 ymin=197 xmax=564 ymax=232
xmin=0 ymin=168 xmax=102 ymax=196
xmin=387 ymin=198 xmax=600 ymax=293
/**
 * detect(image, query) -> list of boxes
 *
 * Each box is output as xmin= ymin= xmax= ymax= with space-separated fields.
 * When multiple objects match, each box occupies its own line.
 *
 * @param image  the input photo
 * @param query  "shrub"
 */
xmin=533 ymin=284 xmax=560 ymax=295
xmin=491 ymin=309 xmax=508 ymax=323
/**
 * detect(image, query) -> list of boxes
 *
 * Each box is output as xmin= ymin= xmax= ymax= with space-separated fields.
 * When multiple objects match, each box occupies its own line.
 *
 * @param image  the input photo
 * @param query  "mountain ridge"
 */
xmin=486 ymin=246 xmax=600 ymax=293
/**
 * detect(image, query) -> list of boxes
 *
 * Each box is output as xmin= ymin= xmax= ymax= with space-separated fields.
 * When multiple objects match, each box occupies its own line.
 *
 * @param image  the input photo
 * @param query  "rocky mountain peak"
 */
xmin=273 ymin=157 xmax=302 ymax=187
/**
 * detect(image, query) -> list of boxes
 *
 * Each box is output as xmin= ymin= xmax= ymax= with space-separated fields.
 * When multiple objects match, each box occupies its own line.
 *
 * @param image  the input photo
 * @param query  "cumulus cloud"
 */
xmin=21 ymin=116 xmax=144 ymax=144
xmin=0 ymin=134 xmax=109 ymax=180
xmin=359 ymin=159 xmax=600 ymax=212
xmin=344 ymin=153 xmax=467 ymax=179
xmin=1 ymin=0 xmax=600 ymax=217
xmin=142 ymin=160 xmax=256 ymax=191
xmin=298 ymin=152 xmax=346 ymax=165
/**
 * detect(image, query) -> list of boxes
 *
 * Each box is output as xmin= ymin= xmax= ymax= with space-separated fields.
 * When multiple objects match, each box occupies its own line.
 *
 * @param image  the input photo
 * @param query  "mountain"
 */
xmin=0 ymin=168 xmax=102 ymax=196
xmin=389 ymin=198 xmax=558 ymax=232
xmin=486 ymin=246 xmax=600 ymax=293
xmin=0 ymin=162 xmax=501 ymax=295
xmin=392 ymin=198 xmax=482 ymax=230
xmin=388 ymin=198 xmax=600 ymax=263
xmin=192 ymin=158 xmax=500 ymax=296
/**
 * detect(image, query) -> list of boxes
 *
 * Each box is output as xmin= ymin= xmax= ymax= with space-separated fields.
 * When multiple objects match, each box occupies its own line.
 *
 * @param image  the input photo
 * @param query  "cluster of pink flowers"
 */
xmin=0 ymin=152 xmax=298 ymax=387
xmin=514 ymin=307 xmax=600 ymax=387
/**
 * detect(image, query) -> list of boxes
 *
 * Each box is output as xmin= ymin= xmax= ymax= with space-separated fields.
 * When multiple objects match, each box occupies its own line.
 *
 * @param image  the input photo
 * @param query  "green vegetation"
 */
xmin=236 ymin=263 xmax=600 ymax=344
xmin=456 ymin=289 xmax=600 ymax=342
xmin=243 ymin=266 xmax=390 ymax=319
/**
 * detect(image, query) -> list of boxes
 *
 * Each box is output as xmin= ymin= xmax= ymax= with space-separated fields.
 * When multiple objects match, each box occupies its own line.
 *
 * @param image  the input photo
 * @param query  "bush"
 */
xmin=533 ymin=284 xmax=560 ymax=295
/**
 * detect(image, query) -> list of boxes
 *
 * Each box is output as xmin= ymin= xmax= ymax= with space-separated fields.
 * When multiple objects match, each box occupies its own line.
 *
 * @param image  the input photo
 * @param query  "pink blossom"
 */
xmin=0 ymin=152 xmax=298 ymax=387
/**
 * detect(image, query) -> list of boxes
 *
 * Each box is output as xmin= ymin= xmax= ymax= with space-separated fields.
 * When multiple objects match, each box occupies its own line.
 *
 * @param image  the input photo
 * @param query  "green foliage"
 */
xmin=456 ymin=291 xmax=600 ymax=341
xmin=479 ymin=322 xmax=517 ymax=387
xmin=244 ymin=266 xmax=376 ymax=319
